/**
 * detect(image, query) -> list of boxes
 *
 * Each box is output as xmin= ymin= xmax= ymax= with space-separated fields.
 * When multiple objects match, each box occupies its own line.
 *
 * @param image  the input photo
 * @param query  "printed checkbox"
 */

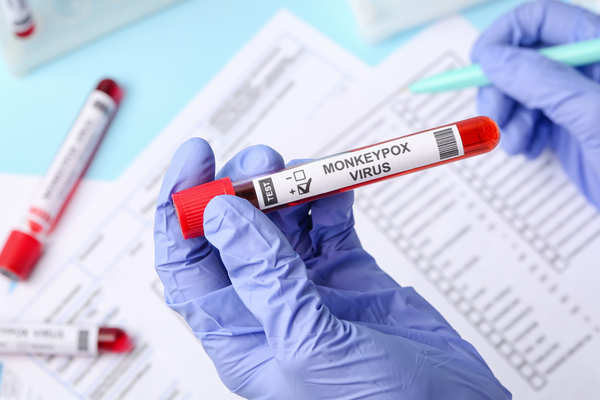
xmin=294 ymin=170 xmax=306 ymax=181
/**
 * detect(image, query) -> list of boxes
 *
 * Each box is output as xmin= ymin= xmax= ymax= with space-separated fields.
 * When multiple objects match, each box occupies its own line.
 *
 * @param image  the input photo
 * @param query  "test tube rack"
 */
xmin=0 ymin=0 xmax=184 ymax=76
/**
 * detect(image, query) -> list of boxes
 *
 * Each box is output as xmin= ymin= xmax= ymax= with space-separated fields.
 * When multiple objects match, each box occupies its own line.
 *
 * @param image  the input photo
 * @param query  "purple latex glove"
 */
xmin=472 ymin=0 xmax=600 ymax=209
xmin=154 ymin=138 xmax=510 ymax=399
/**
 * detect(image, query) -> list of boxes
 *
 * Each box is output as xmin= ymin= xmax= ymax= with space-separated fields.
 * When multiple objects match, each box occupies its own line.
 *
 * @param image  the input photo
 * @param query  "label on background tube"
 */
xmin=0 ymin=324 xmax=99 ymax=355
xmin=0 ymin=0 xmax=33 ymax=34
xmin=27 ymin=90 xmax=117 ymax=235
xmin=253 ymin=124 xmax=464 ymax=210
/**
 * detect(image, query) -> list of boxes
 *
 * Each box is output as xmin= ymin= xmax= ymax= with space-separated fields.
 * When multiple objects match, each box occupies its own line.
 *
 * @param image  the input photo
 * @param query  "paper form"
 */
xmin=0 ymin=10 xmax=370 ymax=399
xmin=275 ymin=16 xmax=600 ymax=400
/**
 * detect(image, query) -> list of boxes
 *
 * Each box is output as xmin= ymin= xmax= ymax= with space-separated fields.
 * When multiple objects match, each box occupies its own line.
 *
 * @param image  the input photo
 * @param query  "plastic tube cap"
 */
xmin=172 ymin=177 xmax=236 ymax=239
xmin=96 ymin=79 xmax=124 ymax=105
xmin=0 ymin=231 xmax=43 ymax=281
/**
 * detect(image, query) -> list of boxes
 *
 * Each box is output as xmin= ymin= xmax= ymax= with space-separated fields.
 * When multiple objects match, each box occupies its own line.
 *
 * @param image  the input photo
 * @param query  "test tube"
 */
xmin=0 ymin=323 xmax=133 ymax=355
xmin=0 ymin=79 xmax=123 ymax=281
xmin=0 ymin=0 xmax=34 ymax=38
xmin=173 ymin=116 xmax=500 ymax=239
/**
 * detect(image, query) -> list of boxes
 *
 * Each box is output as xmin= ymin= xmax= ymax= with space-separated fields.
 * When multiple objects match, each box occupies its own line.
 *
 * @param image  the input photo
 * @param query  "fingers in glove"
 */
xmin=155 ymin=138 xmax=230 ymax=304
xmin=204 ymin=196 xmax=343 ymax=360
xmin=477 ymin=45 xmax=600 ymax=147
xmin=472 ymin=0 xmax=600 ymax=55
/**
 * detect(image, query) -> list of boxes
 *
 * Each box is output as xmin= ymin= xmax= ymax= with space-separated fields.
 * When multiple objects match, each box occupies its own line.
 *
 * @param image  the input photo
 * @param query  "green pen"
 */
xmin=409 ymin=37 xmax=600 ymax=93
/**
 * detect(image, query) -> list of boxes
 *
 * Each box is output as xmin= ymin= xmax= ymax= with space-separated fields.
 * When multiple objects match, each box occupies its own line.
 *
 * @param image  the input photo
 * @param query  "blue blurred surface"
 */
xmin=0 ymin=0 xmax=531 ymax=181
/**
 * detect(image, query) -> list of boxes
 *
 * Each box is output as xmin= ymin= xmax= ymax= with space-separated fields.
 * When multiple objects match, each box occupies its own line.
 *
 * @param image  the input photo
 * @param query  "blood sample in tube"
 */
xmin=0 ymin=323 xmax=133 ymax=355
xmin=173 ymin=116 xmax=500 ymax=239
xmin=98 ymin=327 xmax=134 ymax=353
xmin=0 ymin=79 xmax=124 ymax=281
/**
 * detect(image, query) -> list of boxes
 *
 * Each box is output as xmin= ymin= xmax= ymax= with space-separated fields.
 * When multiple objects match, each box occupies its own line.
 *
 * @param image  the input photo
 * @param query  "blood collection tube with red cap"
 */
xmin=0 ymin=322 xmax=133 ymax=355
xmin=0 ymin=0 xmax=35 ymax=38
xmin=0 ymin=79 xmax=124 ymax=281
xmin=173 ymin=116 xmax=500 ymax=239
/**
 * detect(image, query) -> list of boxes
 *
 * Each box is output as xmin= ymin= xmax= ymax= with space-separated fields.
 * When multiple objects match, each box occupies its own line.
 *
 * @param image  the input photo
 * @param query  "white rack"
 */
xmin=0 ymin=0 xmax=183 ymax=76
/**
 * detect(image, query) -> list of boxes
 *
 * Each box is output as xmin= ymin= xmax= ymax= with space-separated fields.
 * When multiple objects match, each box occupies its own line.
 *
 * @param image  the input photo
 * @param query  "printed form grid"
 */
xmin=314 ymin=51 xmax=600 ymax=392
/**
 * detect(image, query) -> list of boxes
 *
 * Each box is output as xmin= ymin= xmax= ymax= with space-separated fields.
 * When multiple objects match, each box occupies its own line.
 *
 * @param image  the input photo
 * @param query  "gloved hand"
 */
xmin=154 ymin=138 xmax=510 ymax=399
xmin=471 ymin=0 xmax=600 ymax=209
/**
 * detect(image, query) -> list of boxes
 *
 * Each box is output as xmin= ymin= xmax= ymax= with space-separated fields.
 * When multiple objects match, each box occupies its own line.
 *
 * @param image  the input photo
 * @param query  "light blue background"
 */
xmin=0 ymin=0 xmax=530 ymax=181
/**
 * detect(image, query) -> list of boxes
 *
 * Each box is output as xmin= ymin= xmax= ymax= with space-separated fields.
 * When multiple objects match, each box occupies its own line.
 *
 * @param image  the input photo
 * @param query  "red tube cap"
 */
xmin=0 ymin=231 xmax=43 ymax=281
xmin=172 ymin=178 xmax=235 ymax=239
xmin=96 ymin=79 xmax=124 ymax=105
xmin=15 ymin=24 xmax=34 ymax=38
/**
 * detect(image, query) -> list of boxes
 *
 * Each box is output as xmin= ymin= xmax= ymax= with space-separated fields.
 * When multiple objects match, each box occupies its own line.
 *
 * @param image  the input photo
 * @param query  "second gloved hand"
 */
xmin=472 ymin=0 xmax=600 ymax=209
xmin=154 ymin=138 xmax=510 ymax=399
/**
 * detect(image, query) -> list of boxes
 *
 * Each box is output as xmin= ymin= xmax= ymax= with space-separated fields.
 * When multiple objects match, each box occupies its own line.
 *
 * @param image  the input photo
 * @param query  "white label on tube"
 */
xmin=253 ymin=124 xmax=464 ymax=210
xmin=27 ymin=90 xmax=116 ymax=234
xmin=0 ymin=0 xmax=33 ymax=34
xmin=0 ymin=323 xmax=99 ymax=355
